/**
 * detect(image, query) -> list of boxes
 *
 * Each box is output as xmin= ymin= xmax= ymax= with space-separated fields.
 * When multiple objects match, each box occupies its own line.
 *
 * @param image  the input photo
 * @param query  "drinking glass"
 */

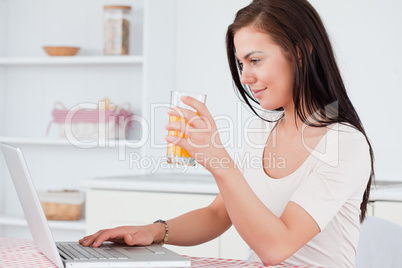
xmin=167 ymin=91 xmax=207 ymax=166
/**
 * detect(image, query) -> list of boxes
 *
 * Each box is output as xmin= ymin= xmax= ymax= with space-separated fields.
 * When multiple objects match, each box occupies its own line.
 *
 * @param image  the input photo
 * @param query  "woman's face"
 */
xmin=234 ymin=26 xmax=295 ymax=111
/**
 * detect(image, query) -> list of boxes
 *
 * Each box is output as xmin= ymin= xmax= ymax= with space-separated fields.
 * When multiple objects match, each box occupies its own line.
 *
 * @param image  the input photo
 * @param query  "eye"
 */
xmin=250 ymin=58 xmax=260 ymax=65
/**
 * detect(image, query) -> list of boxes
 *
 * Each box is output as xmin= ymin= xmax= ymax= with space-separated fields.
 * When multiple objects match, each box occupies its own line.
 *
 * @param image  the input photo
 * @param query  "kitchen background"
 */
xmin=0 ymin=0 xmax=401 ymax=259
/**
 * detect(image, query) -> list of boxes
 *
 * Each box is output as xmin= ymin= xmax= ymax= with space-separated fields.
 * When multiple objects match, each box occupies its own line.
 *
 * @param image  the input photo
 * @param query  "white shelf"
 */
xmin=0 ymin=215 xmax=86 ymax=231
xmin=0 ymin=136 xmax=73 ymax=146
xmin=0 ymin=136 xmax=142 ymax=147
xmin=0 ymin=55 xmax=144 ymax=65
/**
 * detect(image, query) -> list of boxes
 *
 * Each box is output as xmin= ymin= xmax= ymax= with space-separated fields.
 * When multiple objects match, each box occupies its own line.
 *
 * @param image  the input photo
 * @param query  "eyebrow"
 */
xmin=240 ymin=51 xmax=264 ymax=61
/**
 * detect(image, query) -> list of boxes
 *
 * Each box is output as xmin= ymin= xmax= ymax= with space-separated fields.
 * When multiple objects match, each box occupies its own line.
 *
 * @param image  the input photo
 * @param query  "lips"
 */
xmin=251 ymin=88 xmax=266 ymax=98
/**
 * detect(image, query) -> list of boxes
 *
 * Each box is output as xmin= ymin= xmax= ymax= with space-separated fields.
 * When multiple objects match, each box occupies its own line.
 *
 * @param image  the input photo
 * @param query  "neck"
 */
xmin=280 ymin=105 xmax=303 ymax=133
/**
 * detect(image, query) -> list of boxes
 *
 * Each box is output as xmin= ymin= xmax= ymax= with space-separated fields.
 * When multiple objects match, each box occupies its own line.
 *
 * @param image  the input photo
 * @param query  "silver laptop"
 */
xmin=0 ymin=142 xmax=191 ymax=268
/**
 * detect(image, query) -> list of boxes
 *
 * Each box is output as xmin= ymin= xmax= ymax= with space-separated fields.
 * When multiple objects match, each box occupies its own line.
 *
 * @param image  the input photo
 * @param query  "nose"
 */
xmin=240 ymin=67 xmax=256 ymax=85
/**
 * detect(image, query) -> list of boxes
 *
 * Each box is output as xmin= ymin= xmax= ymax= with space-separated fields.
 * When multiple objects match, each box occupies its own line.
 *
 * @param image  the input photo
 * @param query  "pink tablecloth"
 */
xmin=0 ymin=237 xmax=312 ymax=268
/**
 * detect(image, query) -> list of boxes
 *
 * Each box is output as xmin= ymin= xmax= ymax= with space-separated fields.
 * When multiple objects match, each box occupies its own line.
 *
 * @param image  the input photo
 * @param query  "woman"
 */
xmin=80 ymin=0 xmax=374 ymax=266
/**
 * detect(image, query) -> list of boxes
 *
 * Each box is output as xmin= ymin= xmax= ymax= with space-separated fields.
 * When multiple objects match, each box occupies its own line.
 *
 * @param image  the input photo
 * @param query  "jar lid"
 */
xmin=104 ymin=5 xmax=131 ymax=9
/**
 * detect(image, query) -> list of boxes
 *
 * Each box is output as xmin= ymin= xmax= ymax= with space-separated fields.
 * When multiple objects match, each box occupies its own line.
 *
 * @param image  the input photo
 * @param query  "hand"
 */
xmin=165 ymin=96 xmax=232 ymax=173
xmin=79 ymin=225 xmax=158 ymax=248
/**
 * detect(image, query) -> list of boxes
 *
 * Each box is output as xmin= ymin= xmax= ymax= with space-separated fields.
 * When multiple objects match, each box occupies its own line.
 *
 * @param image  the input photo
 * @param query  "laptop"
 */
xmin=0 ymin=142 xmax=191 ymax=268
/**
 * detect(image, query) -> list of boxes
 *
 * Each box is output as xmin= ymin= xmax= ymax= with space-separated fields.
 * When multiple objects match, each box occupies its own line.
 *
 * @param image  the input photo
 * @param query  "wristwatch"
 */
xmin=153 ymin=219 xmax=169 ymax=246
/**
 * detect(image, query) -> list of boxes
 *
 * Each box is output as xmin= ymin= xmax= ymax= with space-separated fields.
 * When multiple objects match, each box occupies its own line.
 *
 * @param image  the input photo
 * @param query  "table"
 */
xmin=0 ymin=237 xmax=313 ymax=268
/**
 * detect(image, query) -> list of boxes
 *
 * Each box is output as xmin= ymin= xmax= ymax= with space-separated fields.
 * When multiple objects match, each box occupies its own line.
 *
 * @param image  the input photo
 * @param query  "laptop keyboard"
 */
xmin=58 ymin=243 xmax=129 ymax=260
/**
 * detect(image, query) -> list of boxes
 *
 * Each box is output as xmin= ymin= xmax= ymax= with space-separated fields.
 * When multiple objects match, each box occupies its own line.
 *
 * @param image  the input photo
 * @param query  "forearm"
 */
xmin=211 ymin=162 xmax=291 ymax=263
xmin=153 ymin=200 xmax=232 ymax=247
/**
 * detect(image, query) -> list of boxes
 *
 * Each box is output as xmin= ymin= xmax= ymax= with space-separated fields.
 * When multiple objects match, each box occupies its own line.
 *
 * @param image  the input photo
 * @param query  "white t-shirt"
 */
xmin=240 ymin=115 xmax=371 ymax=267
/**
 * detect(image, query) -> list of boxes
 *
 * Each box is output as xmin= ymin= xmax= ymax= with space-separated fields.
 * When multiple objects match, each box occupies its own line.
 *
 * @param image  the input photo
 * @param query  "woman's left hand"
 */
xmin=165 ymin=96 xmax=232 ymax=173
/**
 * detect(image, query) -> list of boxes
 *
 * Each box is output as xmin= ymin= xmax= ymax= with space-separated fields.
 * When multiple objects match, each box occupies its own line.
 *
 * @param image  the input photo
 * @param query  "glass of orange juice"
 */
xmin=167 ymin=90 xmax=207 ymax=166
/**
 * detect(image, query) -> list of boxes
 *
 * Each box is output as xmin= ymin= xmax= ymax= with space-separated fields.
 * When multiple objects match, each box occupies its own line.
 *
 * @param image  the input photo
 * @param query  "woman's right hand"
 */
xmin=79 ymin=224 xmax=161 ymax=248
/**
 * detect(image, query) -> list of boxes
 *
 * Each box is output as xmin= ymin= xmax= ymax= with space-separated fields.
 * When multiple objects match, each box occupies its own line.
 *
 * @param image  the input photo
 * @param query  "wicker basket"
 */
xmin=41 ymin=202 xmax=82 ymax=221
xmin=43 ymin=46 xmax=80 ymax=56
xmin=38 ymin=190 xmax=84 ymax=221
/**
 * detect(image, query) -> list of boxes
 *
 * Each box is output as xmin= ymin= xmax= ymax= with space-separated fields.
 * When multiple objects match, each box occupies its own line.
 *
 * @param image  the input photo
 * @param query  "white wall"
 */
xmin=0 ymin=0 xmax=6 ymax=56
xmin=141 ymin=0 xmax=178 ymax=174
xmin=174 ymin=0 xmax=253 ymax=162
xmin=0 ymin=0 xmax=8 ymax=219
xmin=142 ymin=0 xmax=254 ymax=175
xmin=0 ymin=0 xmax=7 ymax=134
xmin=4 ymin=0 xmax=143 ymax=57
xmin=173 ymin=0 xmax=402 ymax=181
xmin=308 ymin=0 xmax=402 ymax=182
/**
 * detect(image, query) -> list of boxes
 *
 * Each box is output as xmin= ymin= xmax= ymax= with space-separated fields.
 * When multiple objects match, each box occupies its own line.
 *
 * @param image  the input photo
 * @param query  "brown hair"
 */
xmin=226 ymin=0 xmax=374 ymax=222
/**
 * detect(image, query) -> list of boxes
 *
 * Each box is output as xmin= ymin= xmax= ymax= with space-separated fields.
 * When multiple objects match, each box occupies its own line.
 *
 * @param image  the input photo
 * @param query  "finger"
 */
xmin=187 ymin=115 xmax=213 ymax=136
xmin=108 ymin=238 xmax=126 ymax=244
xmin=123 ymin=233 xmax=136 ymax=246
xmin=103 ymin=233 xmax=135 ymax=245
xmin=167 ymin=107 xmax=195 ymax=119
xmin=180 ymin=96 xmax=212 ymax=119
xmin=165 ymin=135 xmax=191 ymax=153
xmin=165 ymin=121 xmax=190 ymax=138
xmin=79 ymin=230 xmax=104 ymax=246
xmin=92 ymin=229 xmax=125 ymax=247
xmin=165 ymin=120 xmax=212 ymax=150
xmin=167 ymin=107 xmax=205 ymax=128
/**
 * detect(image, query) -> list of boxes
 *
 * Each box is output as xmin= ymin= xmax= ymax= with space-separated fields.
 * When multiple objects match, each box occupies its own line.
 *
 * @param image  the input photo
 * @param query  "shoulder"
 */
xmin=330 ymin=123 xmax=369 ymax=151
xmin=312 ymin=123 xmax=371 ymax=167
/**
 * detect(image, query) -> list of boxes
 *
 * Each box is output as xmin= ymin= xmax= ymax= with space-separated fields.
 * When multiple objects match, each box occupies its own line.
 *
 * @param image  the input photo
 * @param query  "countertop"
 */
xmin=81 ymin=173 xmax=219 ymax=195
xmin=369 ymin=181 xmax=402 ymax=202
xmin=81 ymin=174 xmax=402 ymax=201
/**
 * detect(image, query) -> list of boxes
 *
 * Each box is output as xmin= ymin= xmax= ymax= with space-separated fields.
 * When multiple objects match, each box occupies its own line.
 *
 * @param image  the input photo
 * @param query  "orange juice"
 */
xmin=167 ymin=91 xmax=206 ymax=166
xmin=167 ymin=115 xmax=194 ymax=165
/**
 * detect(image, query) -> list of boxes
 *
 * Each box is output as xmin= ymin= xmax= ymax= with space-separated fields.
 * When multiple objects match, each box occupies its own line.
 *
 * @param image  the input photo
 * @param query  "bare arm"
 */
xmin=213 ymin=165 xmax=319 ymax=265
xmin=165 ymin=97 xmax=320 ymax=265
xmin=79 ymin=193 xmax=232 ymax=248
xmin=162 ymin=193 xmax=231 ymax=246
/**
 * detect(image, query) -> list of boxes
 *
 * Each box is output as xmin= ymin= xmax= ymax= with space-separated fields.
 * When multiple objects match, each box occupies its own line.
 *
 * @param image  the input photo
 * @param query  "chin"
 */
xmin=259 ymin=102 xmax=282 ymax=111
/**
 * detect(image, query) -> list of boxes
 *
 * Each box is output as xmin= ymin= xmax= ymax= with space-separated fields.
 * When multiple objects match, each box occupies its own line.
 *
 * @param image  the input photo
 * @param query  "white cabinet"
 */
xmin=370 ymin=201 xmax=402 ymax=226
xmin=86 ymin=189 xmax=250 ymax=259
xmin=0 ymin=0 xmax=177 ymax=241
xmin=368 ymin=184 xmax=402 ymax=226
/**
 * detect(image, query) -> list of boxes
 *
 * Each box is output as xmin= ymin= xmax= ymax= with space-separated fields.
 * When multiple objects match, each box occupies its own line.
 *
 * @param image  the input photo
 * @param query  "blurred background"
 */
xmin=0 ymin=0 xmax=400 ymax=259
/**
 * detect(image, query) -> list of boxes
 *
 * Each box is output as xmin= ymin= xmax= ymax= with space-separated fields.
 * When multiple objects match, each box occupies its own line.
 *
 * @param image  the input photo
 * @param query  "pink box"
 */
xmin=47 ymin=102 xmax=134 ymax=140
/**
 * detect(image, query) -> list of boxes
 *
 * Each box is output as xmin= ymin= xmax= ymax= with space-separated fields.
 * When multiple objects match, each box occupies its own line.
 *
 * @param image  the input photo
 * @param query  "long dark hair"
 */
xmin=226 ymin=0 xmax=374 ymax=222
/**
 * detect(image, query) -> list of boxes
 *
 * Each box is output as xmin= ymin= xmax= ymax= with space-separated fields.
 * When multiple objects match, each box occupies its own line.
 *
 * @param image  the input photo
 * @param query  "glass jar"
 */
xmin=104 ymin=5 xmax=131 ymax=55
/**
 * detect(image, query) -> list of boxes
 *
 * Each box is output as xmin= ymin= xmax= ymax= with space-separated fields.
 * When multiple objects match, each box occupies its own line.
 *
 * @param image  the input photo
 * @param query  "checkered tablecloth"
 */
xmin=0 ymin=237 xmax=312 ymax=267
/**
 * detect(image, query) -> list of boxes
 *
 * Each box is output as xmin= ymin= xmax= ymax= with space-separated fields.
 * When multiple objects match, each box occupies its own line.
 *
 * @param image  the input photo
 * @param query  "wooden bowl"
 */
xmin=43 ymin=46 xmax=80 ymax=56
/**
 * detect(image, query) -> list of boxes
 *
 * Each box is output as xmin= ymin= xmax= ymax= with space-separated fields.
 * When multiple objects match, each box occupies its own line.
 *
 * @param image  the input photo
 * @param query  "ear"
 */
xmin=296 ymin=41 xmax=313 ymax=66
xmin=296 ymin=46 xmax=303 ymax=67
